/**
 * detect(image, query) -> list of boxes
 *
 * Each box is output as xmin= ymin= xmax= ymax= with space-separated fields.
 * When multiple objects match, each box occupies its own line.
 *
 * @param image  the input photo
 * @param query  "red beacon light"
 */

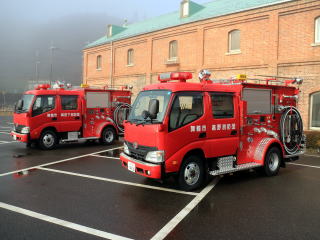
xmin=35 ymin=84 xmax=50 ymax=90
xmin=158 ymin=72 xmax=192 ymax=83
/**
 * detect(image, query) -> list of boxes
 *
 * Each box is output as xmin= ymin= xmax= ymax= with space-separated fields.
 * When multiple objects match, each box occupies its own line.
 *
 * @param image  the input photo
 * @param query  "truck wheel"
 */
xmin=39 ymin=130 xmax=57 ymax=150
xmin=263 ymin=147 xmax=281 ymax=176
xmin=178 ymin=155 xmax=205 ymax=191
xmin=100 ymin=127 xmax=116 ymax=145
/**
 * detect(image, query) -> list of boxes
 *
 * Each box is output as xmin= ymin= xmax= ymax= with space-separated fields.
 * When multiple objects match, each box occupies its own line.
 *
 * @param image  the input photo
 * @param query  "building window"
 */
xmin=310 ymin=92 xmax=320 ymax=129
xmin=96 ymin=55 xmax=102 ymax=70
xmin=315 ymin=17 xmax=320 ymax=43
xmin=127 ymin=49 xmax=134 ymax=66
xmin=228 ymin=30 xmax=241 ymax=53
xmin=169 ymin=40 xmax=178 ymax=60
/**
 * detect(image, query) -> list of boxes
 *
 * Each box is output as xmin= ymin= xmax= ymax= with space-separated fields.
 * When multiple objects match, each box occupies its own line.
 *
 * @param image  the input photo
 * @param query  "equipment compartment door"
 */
xmin=83 ymin=91 xmax=111 ymax=138
xmin=58 ymin=95 xmax=82 ymax=132
xmin=206 ymin=92 xmax=239 ymax=157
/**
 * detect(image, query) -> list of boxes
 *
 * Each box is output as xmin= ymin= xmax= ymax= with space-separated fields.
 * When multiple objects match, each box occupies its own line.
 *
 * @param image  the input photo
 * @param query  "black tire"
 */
xmin=100 ymin=127 xmax=116 ymax=145
xmin=263 ymin=147 xmax=282 ymax=176
xmin=38 ymin=130 xmax=58 ymax=150
xmin=178 ymin=155 xmax=205 ymax=191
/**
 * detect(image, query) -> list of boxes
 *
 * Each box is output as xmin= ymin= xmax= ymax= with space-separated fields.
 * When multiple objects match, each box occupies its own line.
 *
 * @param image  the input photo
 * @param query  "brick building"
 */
xmin=83 ymin=0 xmax=320 ymax=130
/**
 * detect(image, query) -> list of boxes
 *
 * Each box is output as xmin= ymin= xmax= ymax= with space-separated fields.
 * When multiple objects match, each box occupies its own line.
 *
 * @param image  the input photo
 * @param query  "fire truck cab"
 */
xmin=120 ymin=71 xmax=305 ymax=190
xmin=11 ymin=83 xmax=131 ymax=150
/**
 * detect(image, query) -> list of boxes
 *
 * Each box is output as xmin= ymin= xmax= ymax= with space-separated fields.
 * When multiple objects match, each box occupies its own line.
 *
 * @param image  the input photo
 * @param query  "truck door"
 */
xmin=30 ymin=95 xmax=57 ymax=134
xmin=205 ymin=92 xmax=239 ymax=157
xmin=58 ymin=95 xmax=82 ymax=133
xmin=165 ymin=92 xmax=206 ymax=160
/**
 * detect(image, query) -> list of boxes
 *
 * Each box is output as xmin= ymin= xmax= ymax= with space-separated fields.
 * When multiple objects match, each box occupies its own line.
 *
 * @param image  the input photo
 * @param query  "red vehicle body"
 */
xmin=11 ymin=83 xmax=131 ymax=150
xmin=120 ymin=71 xmax=305 ymax=190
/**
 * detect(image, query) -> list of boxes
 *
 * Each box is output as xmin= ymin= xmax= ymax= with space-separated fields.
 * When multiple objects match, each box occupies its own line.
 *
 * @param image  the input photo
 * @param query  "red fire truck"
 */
xmin=120 ymin=71 xmax=305 ymax=190
xmin=11 ymin=82 xmax=131 ymax=150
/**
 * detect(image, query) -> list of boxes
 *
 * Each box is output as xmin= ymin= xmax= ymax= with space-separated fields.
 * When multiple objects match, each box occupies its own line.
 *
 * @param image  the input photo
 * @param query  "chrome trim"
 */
xmin=11 ymin=131 xmax=27 ymax=136
xmin=120 ymin=153 xmax=160 ymax=167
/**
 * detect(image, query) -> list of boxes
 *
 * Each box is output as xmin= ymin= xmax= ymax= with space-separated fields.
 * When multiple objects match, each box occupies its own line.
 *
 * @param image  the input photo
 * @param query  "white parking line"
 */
xmin=0 ymin=141 xmax=18 ymax=145
xmin=0 ymin=146 xmax=123 ymax=177
xmin=151 ymin=177 xmax=220 ymax=240
xmin=38 ymin=167 xmax=197 ymax=196
xmin=0 ymin=202 xmax=133 ymax=240
xmin=288 ymin=162 xmax=320 ymax=169
xmin=303 ymin=154 xmax=320 ymax=158
xmin=0 ymin=131 xmax=10 ymax=134
xmin=90 ymin=154 xmax=120 ymax=160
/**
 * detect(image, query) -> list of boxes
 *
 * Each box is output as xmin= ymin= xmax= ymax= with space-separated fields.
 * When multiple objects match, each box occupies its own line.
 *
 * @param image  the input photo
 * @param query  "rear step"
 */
xmin=209 ymin=162 xmax=262 ymax=176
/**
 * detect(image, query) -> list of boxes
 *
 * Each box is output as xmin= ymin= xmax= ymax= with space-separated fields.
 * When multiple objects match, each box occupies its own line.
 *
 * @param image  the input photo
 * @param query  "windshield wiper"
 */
xmin=136 ymin=119 xmax=162 ymax=126
xmin=128 ymin=118 xmax=143 ymax=124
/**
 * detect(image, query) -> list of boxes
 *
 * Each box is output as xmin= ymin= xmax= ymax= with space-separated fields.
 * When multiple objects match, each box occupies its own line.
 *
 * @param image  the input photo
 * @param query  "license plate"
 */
xmin=128 ymin=161 xmax=136 ymax=172
xmin=13 ymin=135 xmax=17 ymax=140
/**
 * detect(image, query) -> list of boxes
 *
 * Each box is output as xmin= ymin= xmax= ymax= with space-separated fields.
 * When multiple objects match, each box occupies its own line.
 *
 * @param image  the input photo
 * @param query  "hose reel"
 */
xmin=280 ymin=107 xmax=303 ymax=155
xmin=114 ymin=103 xmax=131 ymax=133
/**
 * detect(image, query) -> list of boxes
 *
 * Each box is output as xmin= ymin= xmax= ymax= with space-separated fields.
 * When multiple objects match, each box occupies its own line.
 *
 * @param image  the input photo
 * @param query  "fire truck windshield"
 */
xmin=15 ymin=94 xmax=34 ymax=113
xmin=128 ymin=90 xmax=171 ymax=124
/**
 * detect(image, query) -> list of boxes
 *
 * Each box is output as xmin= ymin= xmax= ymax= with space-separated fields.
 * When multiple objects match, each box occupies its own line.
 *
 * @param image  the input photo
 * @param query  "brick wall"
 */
xmin=83 ymin=0 xmax=320 ymax=130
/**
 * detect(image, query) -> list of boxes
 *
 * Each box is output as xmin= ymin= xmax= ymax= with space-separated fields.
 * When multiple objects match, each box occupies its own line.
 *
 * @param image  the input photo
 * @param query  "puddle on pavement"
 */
xmin=12 ymin=153 xmax=32 ymax=158
xmin=99 ymin=148 xmax=122 ymax=158
xmin=12 ymin=168 xmax=38 ymax=179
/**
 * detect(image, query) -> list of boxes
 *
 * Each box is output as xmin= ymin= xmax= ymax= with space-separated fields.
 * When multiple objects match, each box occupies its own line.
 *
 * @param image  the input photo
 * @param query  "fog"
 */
xmin=0 ymin=0 xmax=209 ymax=93
xmin=0 ymin=12 xmax=121 ymax=93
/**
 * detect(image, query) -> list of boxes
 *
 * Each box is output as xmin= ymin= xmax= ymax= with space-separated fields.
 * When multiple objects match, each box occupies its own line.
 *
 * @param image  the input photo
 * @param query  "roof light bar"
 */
xmin=158 ymin=72 xmax=193 ymax=83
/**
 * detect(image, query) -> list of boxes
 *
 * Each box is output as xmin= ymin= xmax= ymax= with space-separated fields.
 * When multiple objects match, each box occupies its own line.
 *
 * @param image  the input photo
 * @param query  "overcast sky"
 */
xmin=0 ymin=0 xmax=210 ymax=93
xmin=2 ymin=0 xmax=210 ymax=26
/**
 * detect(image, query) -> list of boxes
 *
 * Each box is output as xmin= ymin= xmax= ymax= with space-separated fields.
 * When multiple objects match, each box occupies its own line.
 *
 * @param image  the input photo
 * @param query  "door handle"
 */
xmin=75 ymin=116 xmax=80 ymax=120
xmin=199 ymin=132 xmax=206 ymax=138
xmin=52 ymin=117 xmax=57 ymax=121
xmin=231 ymin=130 xmax=237 ymax=135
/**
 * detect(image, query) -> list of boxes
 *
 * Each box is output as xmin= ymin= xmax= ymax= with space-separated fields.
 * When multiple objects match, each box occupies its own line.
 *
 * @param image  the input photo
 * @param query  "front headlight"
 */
xmin=124 ymin=142 xmax=130 ymax=155
xmin=145 ymin=151 xmax=165 ymax=163
xmin=21 ymin=127 xmax=30 ymax=134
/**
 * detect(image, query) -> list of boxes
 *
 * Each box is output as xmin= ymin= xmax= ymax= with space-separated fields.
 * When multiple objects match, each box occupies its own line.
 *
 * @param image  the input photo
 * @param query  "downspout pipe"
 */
xmin=110 ymin=41 xmax=113 ymax=86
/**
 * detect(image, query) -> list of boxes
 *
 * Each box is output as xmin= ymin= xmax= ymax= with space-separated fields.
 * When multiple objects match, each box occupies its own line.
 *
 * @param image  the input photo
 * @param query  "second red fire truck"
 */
xmin=120 ymin=70 xmax=305 ymax=190
xmin=11 ymin=82 xmax=131 ymax=150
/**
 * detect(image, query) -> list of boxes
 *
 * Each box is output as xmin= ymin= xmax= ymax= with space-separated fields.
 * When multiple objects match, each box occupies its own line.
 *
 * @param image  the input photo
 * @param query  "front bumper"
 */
xmin=10 ymin=131 xmax=28 ymax=143
xmin=120 ymin=153 xmax=162 ymax=179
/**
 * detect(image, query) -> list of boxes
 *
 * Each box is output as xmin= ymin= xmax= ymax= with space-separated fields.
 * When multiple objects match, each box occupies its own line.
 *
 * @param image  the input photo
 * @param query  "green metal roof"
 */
xmin=85 ymin=0 xmax=293 ymax=49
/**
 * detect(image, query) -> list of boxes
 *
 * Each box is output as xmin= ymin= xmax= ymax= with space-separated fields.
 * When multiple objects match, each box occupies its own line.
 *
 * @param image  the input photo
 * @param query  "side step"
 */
xmin=209 ymin=162 xmax=262 ymax=176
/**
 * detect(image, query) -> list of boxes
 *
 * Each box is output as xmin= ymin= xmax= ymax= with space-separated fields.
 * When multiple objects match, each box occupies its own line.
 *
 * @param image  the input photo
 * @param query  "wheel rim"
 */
xmin=105 ymin=130 xmax=114 ymax=143
xmin=43 ymin=133 xmax=55 ymax=148
xmin=184 ymin=162 xmax=200 ymax=186
xmin=268 ymin=152 xmax=279 ymax=171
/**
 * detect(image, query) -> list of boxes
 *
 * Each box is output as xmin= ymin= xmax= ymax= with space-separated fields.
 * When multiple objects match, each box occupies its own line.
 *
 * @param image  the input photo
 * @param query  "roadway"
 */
xmin=0 ymin=116 xmax=319 ymax=240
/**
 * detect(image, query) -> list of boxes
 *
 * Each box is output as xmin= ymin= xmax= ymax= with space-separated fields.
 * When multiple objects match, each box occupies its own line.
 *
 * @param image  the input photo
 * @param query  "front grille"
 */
xmin=14 ymin=124 xmax=26 ymax=133
xmin=126 ymin=141 xmax=157 ymax=161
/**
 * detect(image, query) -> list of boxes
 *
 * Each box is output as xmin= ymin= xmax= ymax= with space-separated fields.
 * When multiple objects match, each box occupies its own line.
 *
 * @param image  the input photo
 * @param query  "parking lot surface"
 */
xmin=1 ymin=116 xmax=320 ymax=240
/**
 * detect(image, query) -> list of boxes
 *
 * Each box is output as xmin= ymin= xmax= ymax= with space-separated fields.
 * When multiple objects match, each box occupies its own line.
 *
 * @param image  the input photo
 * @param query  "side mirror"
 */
xmin=16 ymin=99 xmax=23 ymax=110
xmin=148 ymin=99 xmax=159 ymax=119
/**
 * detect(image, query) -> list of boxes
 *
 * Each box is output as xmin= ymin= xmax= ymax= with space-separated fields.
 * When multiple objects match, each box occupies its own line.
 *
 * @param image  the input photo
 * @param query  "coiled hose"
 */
xmin=280 ymin=106 xmax=303 ymax=155
xmin=114 ymin=103 xmax=131 ymax=133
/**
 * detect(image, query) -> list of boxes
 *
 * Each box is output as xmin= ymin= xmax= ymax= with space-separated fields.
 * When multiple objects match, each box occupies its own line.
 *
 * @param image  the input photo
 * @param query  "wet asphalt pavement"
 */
xmin=0 ymin=116 xmax=320 ymax=240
